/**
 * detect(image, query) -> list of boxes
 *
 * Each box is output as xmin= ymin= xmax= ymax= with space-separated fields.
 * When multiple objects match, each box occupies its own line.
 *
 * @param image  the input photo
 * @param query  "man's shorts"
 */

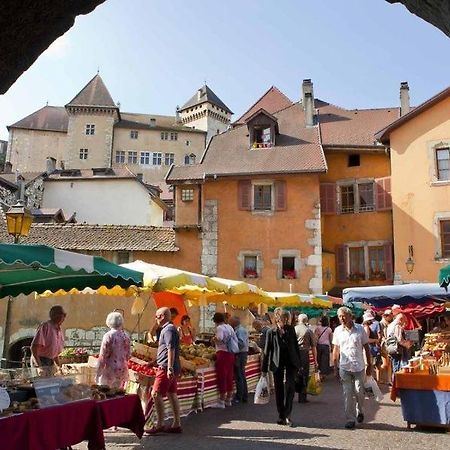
xmin=152 ymin=367 xmax=178 ymax=397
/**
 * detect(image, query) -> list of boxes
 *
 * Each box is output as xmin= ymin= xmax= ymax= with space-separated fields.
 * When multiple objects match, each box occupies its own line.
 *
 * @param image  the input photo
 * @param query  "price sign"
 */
xmin=0 ymin=388 xmax=11 ymax=411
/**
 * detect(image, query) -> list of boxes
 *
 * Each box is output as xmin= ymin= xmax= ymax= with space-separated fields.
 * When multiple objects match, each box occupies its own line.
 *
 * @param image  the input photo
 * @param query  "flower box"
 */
xmin=282 ymin=270 xmax=296 ymax=279
xmin=243 ymin=269 xmax=258 ymax=278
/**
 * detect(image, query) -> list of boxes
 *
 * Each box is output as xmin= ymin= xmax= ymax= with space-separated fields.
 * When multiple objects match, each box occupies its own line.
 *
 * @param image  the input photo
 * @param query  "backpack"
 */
xmin=385 ymin=334 xmax=399 ymax=356
xmin=225 ymin=327 xmax=239 ymax=353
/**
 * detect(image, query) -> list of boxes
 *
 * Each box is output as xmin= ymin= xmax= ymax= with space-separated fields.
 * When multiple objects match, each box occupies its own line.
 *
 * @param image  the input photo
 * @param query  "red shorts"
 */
xmin=152 ymin=367 xmax=178 ymax=396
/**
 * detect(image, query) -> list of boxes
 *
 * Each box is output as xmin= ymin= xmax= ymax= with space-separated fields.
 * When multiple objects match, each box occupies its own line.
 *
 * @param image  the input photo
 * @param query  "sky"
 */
xmin=0 ymin=0 xmax=449 ymax=140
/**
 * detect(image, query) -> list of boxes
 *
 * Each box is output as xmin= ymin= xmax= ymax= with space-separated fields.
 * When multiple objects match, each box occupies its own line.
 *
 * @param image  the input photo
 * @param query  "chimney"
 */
xmin=176 ymin=105 xmax=181 ymax=124
xmin=46 ymin=157 xmax=56 ymax=174
xmin=4 ymin=161 xmax=12 ymax=173
xmin=197 ymin=88 xmax=203 ymax=102
xmin=400 ymin=81 xmax=410 ymax=116
xmin=302 ymin=79 xmax=315 ymax=127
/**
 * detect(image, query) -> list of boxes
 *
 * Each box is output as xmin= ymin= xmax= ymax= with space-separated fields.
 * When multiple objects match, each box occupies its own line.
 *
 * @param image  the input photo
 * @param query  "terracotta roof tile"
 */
xmin=234 ymin=86 xmax=293 ymax=124
xmin=8 ymin=106 xmax=68 ymax=132
xmin=66 ymin=74 xmax=117 ymax=108
xmin=318 ymin=102 xmax=400 ymax=147
xmin=22 ymin=223 xmax=178 ymax=252
xmin=167 ymin=103 xmax=327 ymax=181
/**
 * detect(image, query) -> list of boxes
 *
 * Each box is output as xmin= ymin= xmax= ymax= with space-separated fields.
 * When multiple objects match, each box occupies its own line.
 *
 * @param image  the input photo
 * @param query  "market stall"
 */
xmin=0 ymin=244 xmax=146 ymax=447
xmin=391 ymin=331 xmax=450 ymax=429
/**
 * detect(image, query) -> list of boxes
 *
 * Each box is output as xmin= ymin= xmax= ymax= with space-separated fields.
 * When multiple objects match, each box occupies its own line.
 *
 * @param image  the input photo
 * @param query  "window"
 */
xmin=281 ymin=256 xmax=296 ymax=279
xmin=340 ymin=185 xmax=355 ymax=213
xmin=128 ymin=151 xmax=138 ymax=164
xmin=152 ymin=152 xmax=162 ymax=165
xmin=436 ymin=147 xmax=450 ymax=181
xmin=358 ymin=183 xmax=374 ymax=212
xmin=185 ymin=140 xmax=191 ymax=146
xmin=243 ymin=255 xmax=258 ymax=278
xmin=348 ymin=154 xmax=360 ymax=167
xmin=369 ymin=247 xmax=386 ymax=280
xmin=164 ymin=153 xmax=175 ymax=165
xmin=181 ymin=189 xmax=194 ymax=201
xmin=79 ymin=148 xmax=88 ymax=160
xmin=161 ymin=131 xmax=169 ymax=140
xmin=115 ymin=150 xmax=125 ymax=163
xmin=441 ymin=220 xmax=450 ymax=257
xmin=184 ymin=153 xmax=196 ymax=165
xmin=130 ymin=130 xmax=138 ymax=139
xmin=85 ymin=124 xmax=95 ymax=135
xmin=340 ymin=181 xmax=375 ymax=214
xmin=254 ymin=185 xmax=272 ymax=211
xmin=116 ymin=251 xmax=130 ymax=265
xmin=170 ymin=132 xmax=178 ymax=141
xmin=349 ymin=247 xmax=365 ymax=281
xmin=140 ymin=151 xmax=151 ymax=165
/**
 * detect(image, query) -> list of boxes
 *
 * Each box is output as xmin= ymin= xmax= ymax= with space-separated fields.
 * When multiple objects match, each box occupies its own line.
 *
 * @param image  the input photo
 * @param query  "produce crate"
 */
xmin=133 ymin=342 xmax=158 ymax=360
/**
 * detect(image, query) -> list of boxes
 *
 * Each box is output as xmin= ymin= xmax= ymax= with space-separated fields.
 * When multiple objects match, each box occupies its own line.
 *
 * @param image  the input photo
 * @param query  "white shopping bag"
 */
xmin=254 ymin=375 xmax=270 ymax=405
xmin=364 ymin=375 xmax=384 ymax=402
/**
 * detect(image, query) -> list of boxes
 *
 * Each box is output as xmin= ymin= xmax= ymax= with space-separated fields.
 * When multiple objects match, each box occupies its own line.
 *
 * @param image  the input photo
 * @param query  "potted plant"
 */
xmin=243 ymin=268 xmax=258 ymax=278
xmin=282 ymin=270 xmax=296 ymax=279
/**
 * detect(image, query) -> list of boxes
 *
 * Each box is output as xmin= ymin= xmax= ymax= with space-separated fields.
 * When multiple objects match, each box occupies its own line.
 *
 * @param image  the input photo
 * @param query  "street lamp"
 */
xmin=405 ymin=245 xmax=415 ymax=274
xmin=5 ymin=200 xmax=33 ymax=243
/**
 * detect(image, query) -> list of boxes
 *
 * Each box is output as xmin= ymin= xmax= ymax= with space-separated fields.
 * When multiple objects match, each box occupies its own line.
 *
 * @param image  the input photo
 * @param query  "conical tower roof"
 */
xmin=180 ymin=84 xmax=232 ymax=114
xmin=66 ymin=74 xmax=117 ymax=108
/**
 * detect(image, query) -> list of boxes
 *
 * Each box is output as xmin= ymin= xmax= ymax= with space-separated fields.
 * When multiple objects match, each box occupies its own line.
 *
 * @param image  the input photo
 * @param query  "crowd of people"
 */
xmin=29 ymin=302 xmax=450 ymax=434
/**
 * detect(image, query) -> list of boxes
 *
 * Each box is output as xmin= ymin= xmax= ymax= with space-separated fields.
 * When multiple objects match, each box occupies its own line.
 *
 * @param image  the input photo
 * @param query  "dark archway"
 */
xmin=7 ymin=337 xmax=33 ymax=368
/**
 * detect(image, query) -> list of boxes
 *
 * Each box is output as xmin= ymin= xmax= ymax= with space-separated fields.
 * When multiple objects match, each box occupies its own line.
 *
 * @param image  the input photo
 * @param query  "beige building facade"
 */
xmin=377 ymin=86 xmax=450 ymax=284
xmin=5 ymin=76 xmax=232 ymax=187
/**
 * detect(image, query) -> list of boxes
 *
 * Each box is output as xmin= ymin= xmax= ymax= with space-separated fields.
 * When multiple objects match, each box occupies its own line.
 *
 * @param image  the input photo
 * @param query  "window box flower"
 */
xmin=243 ymin=268 xmax=258 ymax=278
xmin=369 ymin=271 xmax=386 ymax=281
xmin=349 ymin=272 xmax=365 ymax=282
xmin=282 ymin=270 xmax=296 ymax=279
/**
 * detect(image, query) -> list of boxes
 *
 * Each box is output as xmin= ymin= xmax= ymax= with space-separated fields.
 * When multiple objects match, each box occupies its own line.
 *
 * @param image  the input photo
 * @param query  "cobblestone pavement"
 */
xmin=74 ymin=379 xmax=447 ymax=449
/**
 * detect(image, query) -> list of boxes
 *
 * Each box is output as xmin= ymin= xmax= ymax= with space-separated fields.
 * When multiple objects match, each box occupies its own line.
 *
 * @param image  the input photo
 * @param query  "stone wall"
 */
xmin=201 ymin=200 xmax=218 ymax=276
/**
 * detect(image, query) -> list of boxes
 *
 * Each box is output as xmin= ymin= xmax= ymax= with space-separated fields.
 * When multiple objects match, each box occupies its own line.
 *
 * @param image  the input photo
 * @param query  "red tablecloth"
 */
xmin=0 ymin=395 xmax=144 ymax=450
xmin=97 ymin=395 xmax=145 ymax=438
xmin=0 ymin=399 xmax=104 ymax=450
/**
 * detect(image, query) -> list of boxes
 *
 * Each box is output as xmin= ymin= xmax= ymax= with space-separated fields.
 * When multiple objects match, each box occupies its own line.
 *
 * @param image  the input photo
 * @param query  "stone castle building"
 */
xmin=5 ymin=75 xmax=232 ymax=187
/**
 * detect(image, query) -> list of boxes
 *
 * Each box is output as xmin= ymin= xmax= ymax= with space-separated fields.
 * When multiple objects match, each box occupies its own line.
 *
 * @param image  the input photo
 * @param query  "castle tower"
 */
xmin=179 ymin=85 xmax=232 ymax=143
xmin=65 ymin=74 xmax=119 ymax=169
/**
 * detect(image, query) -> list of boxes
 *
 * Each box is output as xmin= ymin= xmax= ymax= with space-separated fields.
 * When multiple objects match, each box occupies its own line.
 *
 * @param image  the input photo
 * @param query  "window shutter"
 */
xmin=320 ymin=183 xmax=336 ymax=215
xmin=238 ymin=180 xmax=252 ymax=210
xmin=274 ymin=180 xmax=287 ymax=211
xmin=336 ymin=245 xmax=347 ymax=283
xmin=384 ymin=243 xmax=393 ymax=281
xmin=375 ymin=177 xmax=392 ymax=211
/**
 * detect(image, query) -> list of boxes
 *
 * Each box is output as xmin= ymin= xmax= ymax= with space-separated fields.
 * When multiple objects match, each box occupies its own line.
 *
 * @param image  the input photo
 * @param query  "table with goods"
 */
xmin=125 ymin=339 xmax=262 ymax=428
xmin=0 ymin=366 xmax=145 ymax=450
xmin=392 ymin=331 xmax=450 ymax=429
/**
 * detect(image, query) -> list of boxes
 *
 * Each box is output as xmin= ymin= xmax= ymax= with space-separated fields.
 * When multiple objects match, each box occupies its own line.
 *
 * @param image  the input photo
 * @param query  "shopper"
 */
xmin=262 ymin=308 xmax=301 ymax=427
xmin=31 ymin=305 xmax=66 ymax=376
xmin=378 ymin=309 xmax=394 ymax=384
xmin=332 ymin=306 xmax=373 ymax=430
xmin=315 ymin=316 xmax=333 ymax=378
xmin=387 ymin=313 xmax=413 ymax=375
xmin=295 ymin=314 xmax=317 ymax=403
xmin=211 ymin=312 xmax=237 ymax=408
xmin=230 ymin=316 xmax=249 ymax=403
xmin=362 ymin=311 xmax=381 ymax=375
xmin=178 ymin=315 xmax=196 ymax=345
xmin=96 ymin=311 xmax=130 ymax=388
xmin=146 ymin=307 xmax=181 ymax=435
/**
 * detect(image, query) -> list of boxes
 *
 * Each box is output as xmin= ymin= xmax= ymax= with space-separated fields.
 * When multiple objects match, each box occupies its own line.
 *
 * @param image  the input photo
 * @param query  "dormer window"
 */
xmin=245 ymin=108 xmax=278 ymax=149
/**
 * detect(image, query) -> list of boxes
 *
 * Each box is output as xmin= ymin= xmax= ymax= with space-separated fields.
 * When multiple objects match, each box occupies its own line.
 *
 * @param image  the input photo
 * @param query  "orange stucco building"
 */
xmin=167 ymin=80 xmax=404 ymax=296
xmin=377 ymin=86 xmax=450 ymax=284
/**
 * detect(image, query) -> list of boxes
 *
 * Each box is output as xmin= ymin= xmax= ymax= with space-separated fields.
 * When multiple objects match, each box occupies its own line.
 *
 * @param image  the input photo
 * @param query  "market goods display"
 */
xmin=181 ymin=344 xmax=214 ymax=368
xmin=422 ymin=331 xmax=450 ymax=353
xmin=59 ymin=347 xmax=90 ymax=364
xmin=90 ymin=384 xmax=126 ymax=400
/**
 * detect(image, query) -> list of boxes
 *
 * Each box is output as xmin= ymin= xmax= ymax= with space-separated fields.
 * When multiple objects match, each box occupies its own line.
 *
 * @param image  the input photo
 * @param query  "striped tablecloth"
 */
xmin=126 ymin=373 xmax=200 ymax=429
xmin=197 ymin=354 xmax=262 ymax=409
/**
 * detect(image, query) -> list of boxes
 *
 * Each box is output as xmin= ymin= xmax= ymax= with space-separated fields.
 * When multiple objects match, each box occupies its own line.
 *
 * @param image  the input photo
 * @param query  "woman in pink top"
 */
xmin=96 ymin=312 xmax=131 ymax=388
xmin=314 ymin=316 xmax=333 ymax=377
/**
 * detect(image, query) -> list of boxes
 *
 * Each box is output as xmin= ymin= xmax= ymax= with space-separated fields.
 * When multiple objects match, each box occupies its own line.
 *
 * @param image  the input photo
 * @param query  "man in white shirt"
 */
xmin=332 ymin=307 xmax=373 ymax=430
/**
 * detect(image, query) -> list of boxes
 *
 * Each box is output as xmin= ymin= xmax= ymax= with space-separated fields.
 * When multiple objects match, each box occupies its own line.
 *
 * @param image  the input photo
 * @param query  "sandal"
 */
xmin=144 ymin=425 xmax=166 ymax=435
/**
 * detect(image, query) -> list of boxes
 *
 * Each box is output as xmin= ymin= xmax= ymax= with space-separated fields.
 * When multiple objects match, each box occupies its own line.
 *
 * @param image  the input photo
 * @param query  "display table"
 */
xmin=0 ymin=395 xmax=144 ymax=450
xmin=393 ymin=370 xmax=450 ymax=429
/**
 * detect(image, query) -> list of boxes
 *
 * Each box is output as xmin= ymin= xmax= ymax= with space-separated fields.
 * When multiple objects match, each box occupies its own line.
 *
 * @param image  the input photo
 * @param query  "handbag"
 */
xmin=306 ymin=372 xmax=322 ymax=395
xmin=385 ymin=334 xmax=399 ymax=356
